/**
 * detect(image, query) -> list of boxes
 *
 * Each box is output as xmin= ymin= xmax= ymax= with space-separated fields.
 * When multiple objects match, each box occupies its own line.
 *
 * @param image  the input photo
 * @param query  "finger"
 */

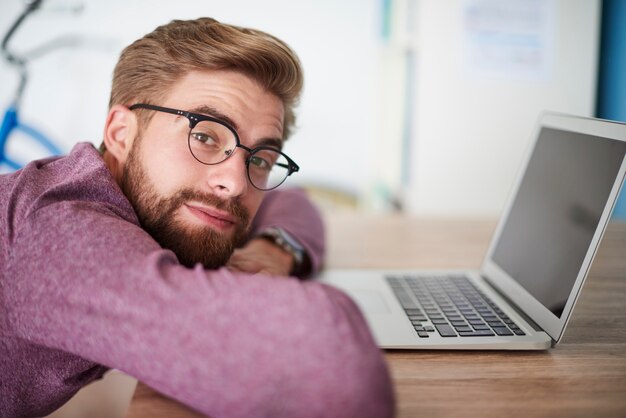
xmin=227 ymin=258 xmax=265 ymax=274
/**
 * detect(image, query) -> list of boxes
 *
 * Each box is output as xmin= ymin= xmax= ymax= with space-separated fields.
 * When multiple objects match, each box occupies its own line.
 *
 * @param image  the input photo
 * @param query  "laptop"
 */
xmin=317 ymin=113 xmax=626 ymax=350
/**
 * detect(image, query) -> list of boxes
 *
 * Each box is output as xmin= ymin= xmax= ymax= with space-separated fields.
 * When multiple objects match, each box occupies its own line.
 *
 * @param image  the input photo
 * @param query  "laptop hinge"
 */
xmin=480 ymin=274 xmax=551 ymax=340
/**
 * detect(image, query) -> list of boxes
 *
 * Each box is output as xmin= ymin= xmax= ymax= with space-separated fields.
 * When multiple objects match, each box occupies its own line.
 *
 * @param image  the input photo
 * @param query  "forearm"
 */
xmin=6 ymin=203 xmax=393 ymax=418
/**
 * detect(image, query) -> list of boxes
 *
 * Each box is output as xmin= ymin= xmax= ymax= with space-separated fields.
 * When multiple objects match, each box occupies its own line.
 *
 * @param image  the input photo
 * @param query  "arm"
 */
xmin=5 ymin=200 xmax=393 ymax=418
xmin=228 ymin=187 xmax=325 ymax=278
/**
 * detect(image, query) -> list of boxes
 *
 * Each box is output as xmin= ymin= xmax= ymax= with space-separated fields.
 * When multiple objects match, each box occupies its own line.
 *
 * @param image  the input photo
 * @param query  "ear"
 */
xmin=102 ymin=104 xmax=139 ymax=165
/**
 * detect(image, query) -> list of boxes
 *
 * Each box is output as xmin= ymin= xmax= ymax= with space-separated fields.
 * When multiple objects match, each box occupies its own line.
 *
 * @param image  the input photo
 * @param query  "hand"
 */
xmin=226 ymin=237 xmax=294 ymax=277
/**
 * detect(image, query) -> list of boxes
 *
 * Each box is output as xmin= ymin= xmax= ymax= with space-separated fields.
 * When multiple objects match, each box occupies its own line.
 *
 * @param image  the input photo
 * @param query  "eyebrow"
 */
xmin=255 ymin=137 xmax=284 ymax=150
xmin=190 ymin=105 xmax=239 ymax=131
xmin=189 ymin=105 xmax=284 ymax=150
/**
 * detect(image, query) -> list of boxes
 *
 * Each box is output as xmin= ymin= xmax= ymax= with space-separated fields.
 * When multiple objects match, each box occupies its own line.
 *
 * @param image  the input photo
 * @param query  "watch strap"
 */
xmin=257 ymin=227 xmax=306 ymax=275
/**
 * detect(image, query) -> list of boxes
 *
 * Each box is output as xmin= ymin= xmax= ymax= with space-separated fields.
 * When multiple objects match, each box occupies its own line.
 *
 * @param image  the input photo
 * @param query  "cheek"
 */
xmin=139 ymin=131 xmax=200 ymax=194
xmin=242 ymin=190 xmax=265 ymax=223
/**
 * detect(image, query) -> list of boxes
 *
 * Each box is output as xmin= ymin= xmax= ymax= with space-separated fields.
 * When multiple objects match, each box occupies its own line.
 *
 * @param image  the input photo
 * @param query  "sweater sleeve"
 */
xmin=4 ymin=200 xmax=394 ymax=418
xmin=251 ymin=187 xmax=325 ymax=276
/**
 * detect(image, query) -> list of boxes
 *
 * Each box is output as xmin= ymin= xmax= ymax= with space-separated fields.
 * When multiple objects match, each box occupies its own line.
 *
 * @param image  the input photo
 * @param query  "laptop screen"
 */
xmin=491 ymin=127 xmax=626 ymax=318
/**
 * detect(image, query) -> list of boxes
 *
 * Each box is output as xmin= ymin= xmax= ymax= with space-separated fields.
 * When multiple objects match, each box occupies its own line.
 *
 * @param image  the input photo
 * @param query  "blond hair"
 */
xmin=108 ymin=17 xmax=303 ymax=140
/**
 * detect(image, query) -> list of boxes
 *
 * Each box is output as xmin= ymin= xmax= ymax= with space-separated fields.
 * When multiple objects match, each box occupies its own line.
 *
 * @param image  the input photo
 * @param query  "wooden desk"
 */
xmin=126 ymin=214 xmax=626 ymax=417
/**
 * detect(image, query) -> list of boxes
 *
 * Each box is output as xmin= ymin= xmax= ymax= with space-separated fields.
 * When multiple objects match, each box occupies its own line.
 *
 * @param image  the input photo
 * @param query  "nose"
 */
xmin=205 ymin=150 xmax=249 ymax=198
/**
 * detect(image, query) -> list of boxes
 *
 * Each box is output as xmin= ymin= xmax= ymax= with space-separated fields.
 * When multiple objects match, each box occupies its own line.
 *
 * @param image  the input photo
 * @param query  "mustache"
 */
xmin=172 ymin=189 xmax=250 ymax=225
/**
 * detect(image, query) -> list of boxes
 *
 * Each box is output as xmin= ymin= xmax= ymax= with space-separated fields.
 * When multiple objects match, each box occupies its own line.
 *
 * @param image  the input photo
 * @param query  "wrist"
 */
xmin=257 ymin=227 xmax=309 ymax=276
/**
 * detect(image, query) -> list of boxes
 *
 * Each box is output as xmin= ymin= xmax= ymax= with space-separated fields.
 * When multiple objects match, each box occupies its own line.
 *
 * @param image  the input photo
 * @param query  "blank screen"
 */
xmin=492 ymin=127 xmax=626 ymax=317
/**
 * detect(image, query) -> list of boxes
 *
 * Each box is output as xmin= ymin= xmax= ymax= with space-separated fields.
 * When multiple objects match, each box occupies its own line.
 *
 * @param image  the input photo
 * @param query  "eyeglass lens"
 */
xmin=188 ymin=120 xmax=290 ymax=190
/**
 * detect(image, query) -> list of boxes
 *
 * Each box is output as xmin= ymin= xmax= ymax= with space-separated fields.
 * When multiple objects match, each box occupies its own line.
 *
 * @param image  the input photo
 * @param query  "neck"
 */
xmin=102 ymin=150 xmax=124 ymax=187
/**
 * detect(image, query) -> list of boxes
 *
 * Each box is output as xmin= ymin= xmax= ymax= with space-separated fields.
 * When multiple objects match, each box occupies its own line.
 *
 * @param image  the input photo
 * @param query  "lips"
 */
xmin=184 ymin=203 xmax=237 ymax=230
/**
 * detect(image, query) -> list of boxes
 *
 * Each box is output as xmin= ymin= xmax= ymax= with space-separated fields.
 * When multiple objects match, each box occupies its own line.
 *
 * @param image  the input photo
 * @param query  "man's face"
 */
xmin=120 ymin=70 xmax=285 ymax=268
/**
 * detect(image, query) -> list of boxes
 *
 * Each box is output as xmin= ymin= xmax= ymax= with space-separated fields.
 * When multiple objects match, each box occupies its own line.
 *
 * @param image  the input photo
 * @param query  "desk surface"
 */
xmin=126 ymin=215 xmax=626 ymax=417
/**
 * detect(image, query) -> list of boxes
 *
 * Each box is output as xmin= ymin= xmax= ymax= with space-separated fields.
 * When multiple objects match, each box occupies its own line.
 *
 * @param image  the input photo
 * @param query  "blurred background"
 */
xmin=1 ymin=0 xmax=624 ymax=218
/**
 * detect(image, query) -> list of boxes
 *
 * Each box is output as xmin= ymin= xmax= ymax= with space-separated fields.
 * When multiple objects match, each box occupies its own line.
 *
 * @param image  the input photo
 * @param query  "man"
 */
xmin=0 ymin=17 xmax=394 ymax=418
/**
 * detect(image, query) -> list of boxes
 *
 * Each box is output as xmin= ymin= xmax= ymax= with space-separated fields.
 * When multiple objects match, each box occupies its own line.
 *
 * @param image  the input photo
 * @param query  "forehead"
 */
xmin=162 ymin=70 xmax=285 ymax=139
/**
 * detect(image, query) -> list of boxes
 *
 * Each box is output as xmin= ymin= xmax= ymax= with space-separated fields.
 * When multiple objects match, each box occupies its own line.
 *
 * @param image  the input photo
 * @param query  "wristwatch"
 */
xmin=258 ymin=227 xmax=307 ymax=276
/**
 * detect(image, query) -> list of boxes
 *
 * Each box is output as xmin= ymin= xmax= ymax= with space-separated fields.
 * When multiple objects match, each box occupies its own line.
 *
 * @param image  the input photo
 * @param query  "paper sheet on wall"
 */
xmin=462 ymin=0 xmax=555 ymax=82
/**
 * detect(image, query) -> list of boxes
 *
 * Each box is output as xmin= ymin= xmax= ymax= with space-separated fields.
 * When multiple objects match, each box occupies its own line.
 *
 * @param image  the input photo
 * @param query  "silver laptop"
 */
xmin=317 ymin=113 xmax=626 ymax=350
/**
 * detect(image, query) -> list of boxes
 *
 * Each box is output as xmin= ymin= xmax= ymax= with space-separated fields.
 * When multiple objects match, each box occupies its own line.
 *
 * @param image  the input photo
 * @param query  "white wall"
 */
xmin=0 ymin=0 xmax=380 ymax=194
xmin=407 ymin=0 xmax=600 ymax=216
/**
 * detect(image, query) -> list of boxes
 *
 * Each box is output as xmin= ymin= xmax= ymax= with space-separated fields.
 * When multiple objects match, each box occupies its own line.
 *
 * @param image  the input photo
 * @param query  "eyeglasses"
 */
xmin=129 ymin=103 xmax=299 ymax=191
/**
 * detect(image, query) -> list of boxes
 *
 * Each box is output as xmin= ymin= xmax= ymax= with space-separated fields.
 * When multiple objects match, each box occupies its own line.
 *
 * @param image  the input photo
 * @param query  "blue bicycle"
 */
xmin=1 ymin=0 xmax=63 ymax=171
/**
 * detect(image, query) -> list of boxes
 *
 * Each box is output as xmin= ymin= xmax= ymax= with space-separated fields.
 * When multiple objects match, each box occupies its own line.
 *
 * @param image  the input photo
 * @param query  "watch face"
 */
xmin=260 ymin=227 xmax=309 ymax=276
xmin=263 ymin=228 xmax=304 ymax=261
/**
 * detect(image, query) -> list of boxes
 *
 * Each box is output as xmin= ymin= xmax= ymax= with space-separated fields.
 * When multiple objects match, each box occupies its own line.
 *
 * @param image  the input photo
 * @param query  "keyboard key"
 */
xmin=417 ymin=331 xmax=430 ymax=338
xmin=454 ymin=326 xmax=473 ymax=332
xmin=435 ymin=324 xmax=458 ymax=337
xmin=512 ymin=329 xmax=526 ymax=336
xmin=405 ymin=309 xmax=423 ymax=315
xmin=459 ymin=330 xmax=495 ymax=337
xmin=399 ymin=299 xmax=419 ymax=309
xmin=492 ymin=327 xmax=514 ymax=336
xmin=424 ymin=326 xmax=435 ymax=332
xmin=487 ymin=321 xmax=506 ymax=328
xmin=431 ymin=319 xmax=449 ymax=324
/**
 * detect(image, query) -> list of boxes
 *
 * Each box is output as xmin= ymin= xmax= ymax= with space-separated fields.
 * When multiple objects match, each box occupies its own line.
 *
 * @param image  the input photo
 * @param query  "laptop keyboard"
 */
xmin=386 ymin=275 xmax=526 ymax=338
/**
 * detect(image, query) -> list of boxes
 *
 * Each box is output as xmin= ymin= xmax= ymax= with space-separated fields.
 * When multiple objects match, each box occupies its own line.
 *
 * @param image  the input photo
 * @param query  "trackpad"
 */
xmin=345 ymin=290 xmax=391 ymax=314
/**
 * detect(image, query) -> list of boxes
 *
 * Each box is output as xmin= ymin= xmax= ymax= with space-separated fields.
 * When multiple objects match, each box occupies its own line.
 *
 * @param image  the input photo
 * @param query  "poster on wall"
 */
xmin=462 ymin=0 xmax=556 ymax=82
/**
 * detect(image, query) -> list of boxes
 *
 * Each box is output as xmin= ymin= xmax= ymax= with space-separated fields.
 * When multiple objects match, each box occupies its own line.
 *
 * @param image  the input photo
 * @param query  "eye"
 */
xmin=249 ymin=155 xmax=272 ymax=170
xmin=190 ymin=132 xmax=218 ymax=145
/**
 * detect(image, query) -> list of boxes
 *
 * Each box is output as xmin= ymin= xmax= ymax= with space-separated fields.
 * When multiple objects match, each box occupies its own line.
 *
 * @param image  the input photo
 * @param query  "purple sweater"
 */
xmin=0 ymin=143 xmax=394 ymax=417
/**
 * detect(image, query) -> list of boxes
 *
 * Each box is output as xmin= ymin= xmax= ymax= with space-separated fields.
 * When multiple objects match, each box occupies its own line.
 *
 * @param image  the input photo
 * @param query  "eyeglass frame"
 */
xmin=128 ymin=103 xmax=300 ymax=191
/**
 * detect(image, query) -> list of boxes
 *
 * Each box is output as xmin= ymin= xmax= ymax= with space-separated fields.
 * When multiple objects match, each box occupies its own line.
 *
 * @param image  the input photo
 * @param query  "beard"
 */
xmin=120 ymin=138 xmax=250 ymax=269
